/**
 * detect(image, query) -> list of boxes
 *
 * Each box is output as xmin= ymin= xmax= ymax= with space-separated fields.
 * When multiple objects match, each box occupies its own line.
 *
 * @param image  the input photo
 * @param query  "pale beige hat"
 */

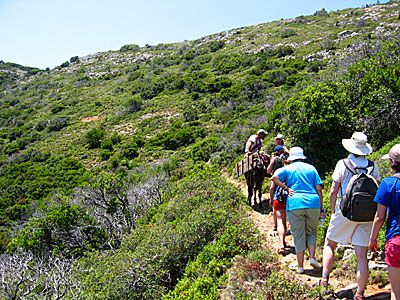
xmin=382 ymin=144 xmax=400 ymax=162
xmin=342 ymin=132 xmax=372 ymax=156
xmin=287 ymin=147 xmax=307 ymax=161
xmin=275 ymin=133 xmax=285 ymax=140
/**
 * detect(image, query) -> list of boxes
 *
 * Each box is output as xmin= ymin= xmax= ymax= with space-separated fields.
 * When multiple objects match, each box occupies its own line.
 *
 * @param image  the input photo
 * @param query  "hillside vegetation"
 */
xmin=0 ymin=1 xmax=400 ymax=299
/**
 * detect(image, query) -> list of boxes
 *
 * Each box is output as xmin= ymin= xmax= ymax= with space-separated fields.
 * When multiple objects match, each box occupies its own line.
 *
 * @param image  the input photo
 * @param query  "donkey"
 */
xmin=244 ymin=152 xmax=270 ymax=206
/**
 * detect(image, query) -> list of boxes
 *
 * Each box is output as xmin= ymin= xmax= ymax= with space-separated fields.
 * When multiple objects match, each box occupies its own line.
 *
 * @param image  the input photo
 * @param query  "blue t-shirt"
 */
xmin=276 ymin=161 xmax=323 ymax=211
xmin=373 ymin=173 xmax=400 ymax=242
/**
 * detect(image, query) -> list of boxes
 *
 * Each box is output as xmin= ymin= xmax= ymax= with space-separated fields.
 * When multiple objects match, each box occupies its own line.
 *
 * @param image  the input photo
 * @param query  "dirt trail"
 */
xmin=226 ymin=174 xmax=391 ymax=299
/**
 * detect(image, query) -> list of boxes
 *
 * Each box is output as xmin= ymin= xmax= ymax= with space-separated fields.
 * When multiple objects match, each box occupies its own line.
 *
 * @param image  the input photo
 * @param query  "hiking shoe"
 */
xmin=310 ymin=258 xmax=322 ymax=269
xmin=289 ymin=264 xmax=304 ymax=274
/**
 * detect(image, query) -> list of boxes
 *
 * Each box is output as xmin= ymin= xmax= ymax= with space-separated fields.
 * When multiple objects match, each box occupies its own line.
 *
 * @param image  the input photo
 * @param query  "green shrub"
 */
xmin=280 ymin=28 xmax=296 ymax=38
xmin=190 ymin=137 xmax=219 ymax=163
xmin=120 ymin=44 xmax=140 ymax=52
xmin=209 ymin=41 xmax=225 ymax=52
xmin=85 ymin=128 xmax=105 ymax=149
xmin=51 ymin=104 xmax=66 ymax=114
xmin=70 ymin=56 xmax=80 ymax=63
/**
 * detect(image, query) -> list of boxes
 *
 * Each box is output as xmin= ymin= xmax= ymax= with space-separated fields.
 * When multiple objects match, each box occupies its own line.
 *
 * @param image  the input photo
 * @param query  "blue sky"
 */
xmin=0 ymin=0 xmax=386 ymax=69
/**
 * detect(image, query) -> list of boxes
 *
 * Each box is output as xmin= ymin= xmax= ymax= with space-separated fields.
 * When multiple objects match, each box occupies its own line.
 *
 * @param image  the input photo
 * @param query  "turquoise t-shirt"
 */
xmin=276 ymin=161 xmax=323 ymax=211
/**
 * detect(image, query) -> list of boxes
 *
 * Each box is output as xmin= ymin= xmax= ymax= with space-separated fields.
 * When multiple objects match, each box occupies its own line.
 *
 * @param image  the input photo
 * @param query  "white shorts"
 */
xmin=326 ymin=210 xmax=373 ymax=247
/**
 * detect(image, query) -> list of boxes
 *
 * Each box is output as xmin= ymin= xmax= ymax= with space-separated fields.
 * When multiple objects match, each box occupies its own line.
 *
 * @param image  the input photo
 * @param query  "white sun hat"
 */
xmin=275 ymin=133 xmax=285 ymax=140
xmin=342 ymin=132 xmax=372 ymax=156
xmin=287 ymin=147 xmax=307 ymax=161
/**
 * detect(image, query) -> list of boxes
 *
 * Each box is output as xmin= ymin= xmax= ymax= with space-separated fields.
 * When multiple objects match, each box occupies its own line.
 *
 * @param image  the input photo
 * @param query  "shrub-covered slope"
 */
xmin=0 ymin=2 xmax=400 ymax=299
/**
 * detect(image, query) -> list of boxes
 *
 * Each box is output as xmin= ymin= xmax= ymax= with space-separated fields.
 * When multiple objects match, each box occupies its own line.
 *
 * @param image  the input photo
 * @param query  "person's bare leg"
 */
xmin=322 ymin=238 xmax=338 ymax=283
xmin=297 ymin=250 xmax=304 ymax=269
xmin=276 ymin=209 xmax=287 ymax=249
xmin=270 ymin=182 xmax=277 ymax=230
xmin=388 ymin=266 xmax=400 ymax=300
xmin=308 ymin=245 xmax=316 ymax=260
xmin=354 ymin=245 xmax=369 ymax=295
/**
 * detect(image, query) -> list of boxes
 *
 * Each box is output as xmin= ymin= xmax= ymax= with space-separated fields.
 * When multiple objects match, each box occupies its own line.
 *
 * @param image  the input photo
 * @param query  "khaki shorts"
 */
xmin=326 ymin=210 xmax=372 ymax=247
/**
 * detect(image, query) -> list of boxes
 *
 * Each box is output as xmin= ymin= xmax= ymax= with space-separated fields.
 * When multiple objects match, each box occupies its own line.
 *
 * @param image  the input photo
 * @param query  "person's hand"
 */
xmin=369 ymin=238 xmax=379 ymax=252
xmin=287 ymin=188 xmax=294 ymax=197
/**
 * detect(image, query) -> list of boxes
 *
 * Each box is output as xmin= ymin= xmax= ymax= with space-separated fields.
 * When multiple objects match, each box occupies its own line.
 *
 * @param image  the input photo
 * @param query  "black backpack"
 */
xmin=340 ymin=159 xmax=379 ymax=222
xmin=276 ymin=181 xmax=288 ymax=204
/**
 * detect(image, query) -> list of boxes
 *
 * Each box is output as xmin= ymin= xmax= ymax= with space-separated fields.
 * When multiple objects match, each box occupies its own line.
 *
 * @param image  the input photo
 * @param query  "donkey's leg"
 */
xmin=245 ymin=173 xmax=253 ymax=206
xmin=256 ymin=174 xmax=265 ymax=205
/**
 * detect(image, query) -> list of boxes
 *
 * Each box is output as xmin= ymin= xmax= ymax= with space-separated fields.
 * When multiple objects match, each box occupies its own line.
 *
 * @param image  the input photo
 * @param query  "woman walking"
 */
xmin=272 ymin=147 xmax=325 ymax=273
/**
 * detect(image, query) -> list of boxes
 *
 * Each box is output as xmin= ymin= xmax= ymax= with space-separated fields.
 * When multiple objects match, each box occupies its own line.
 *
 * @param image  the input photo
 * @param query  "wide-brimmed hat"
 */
xmin=287 ymin=147 xmax=307 ymax=161
xmin=382 ymin=144 xmax=400 ymax=162
xmin=275 ymin=134 xmax=285 ymax=140
xmin=342 ymin=132 xmax=372 ymax=156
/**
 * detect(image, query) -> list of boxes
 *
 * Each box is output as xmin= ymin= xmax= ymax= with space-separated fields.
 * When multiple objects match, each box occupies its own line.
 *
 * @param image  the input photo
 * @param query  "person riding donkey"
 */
xmin=245 ymin=129 xmax=269 ymax=163
xmin=243 ymin=129 xmax=269 ymax=206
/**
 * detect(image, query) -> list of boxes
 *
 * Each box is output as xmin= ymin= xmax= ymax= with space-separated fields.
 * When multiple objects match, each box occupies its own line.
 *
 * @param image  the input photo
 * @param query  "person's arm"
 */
xmin=283 ymin=145 xmax=290 ymax=154
xmin=329 ymin=180 xmax=340 ymax=214
xmin=272 ymin=173 xmax=293 ymax=196
xmin=245 ymin=141 xmax=254 ymax=156
xmin=266 ymin=156 xmax=276 ymax=174
xmin=315 ymin=184 xmax=325 ymax=217
xmin=369 ymin=203 xmax=387 ymax=252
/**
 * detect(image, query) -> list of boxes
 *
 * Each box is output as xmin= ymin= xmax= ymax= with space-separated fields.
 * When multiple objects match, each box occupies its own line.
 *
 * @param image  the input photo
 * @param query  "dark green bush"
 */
xmin=85 ymin=128 xmax=105 ymax=149
xmin=280 ymin=28 xmax=296 ymax=38
xmin=209 ymin=41 xmax=225 ymax=52
xmin=120 ymin=44 xmax=140 ymax=52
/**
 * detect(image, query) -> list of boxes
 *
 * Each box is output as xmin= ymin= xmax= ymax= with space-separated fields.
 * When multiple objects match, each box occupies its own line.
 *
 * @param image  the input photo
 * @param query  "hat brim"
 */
xmin=382 ymin=154 xmax=390 ymax=160
xmin=287 ymin=154 xmax=307 ymax=161
xmin=342 ymin=139 xmax=372 ymax=156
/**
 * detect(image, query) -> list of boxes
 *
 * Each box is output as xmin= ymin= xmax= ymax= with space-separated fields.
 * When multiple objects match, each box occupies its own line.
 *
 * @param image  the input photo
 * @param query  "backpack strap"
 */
xmin=343 ymin=159 xmax=358 ymax=175
xmin=365 ymin=160 xmax=375 ymax=175
xmin=343 ymin=158 xmax=374 ymax=175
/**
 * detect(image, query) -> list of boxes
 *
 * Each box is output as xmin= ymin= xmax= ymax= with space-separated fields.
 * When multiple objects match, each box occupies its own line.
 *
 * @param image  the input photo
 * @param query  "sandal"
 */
xmin=312 ymin=278 xmax=328 ymax=287
xmin=277 ymin=247 xmax=285 ymax=254
xmin=353 ymin=291 xmax=365 ymax=300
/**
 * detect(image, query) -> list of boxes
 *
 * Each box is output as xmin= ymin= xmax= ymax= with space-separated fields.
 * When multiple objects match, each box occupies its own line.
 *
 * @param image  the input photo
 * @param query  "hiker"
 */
xmin=319 ymin=132 xmax=380 ymax=300
xmin=272 ymin=147 xmax=324 ymax=273
xmin=369 ymin=144 xmax=400 ymax=300
xmin=267 ymin=152 xmax=290 ymax=254
xmin=267 ymin=145 xmax=289 ymax=236
xmin=245 ymin=129 xmax=267 ymax=156
xmin=272 ymin=134 xmax=290 ymax=230
xmin=275 ymin=134 xmax=290 ymax=155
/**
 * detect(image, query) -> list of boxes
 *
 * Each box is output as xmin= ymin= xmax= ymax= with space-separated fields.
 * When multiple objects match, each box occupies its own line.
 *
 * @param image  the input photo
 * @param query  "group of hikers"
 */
xmin=244 ymin=130 xmax=400 ymax=300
